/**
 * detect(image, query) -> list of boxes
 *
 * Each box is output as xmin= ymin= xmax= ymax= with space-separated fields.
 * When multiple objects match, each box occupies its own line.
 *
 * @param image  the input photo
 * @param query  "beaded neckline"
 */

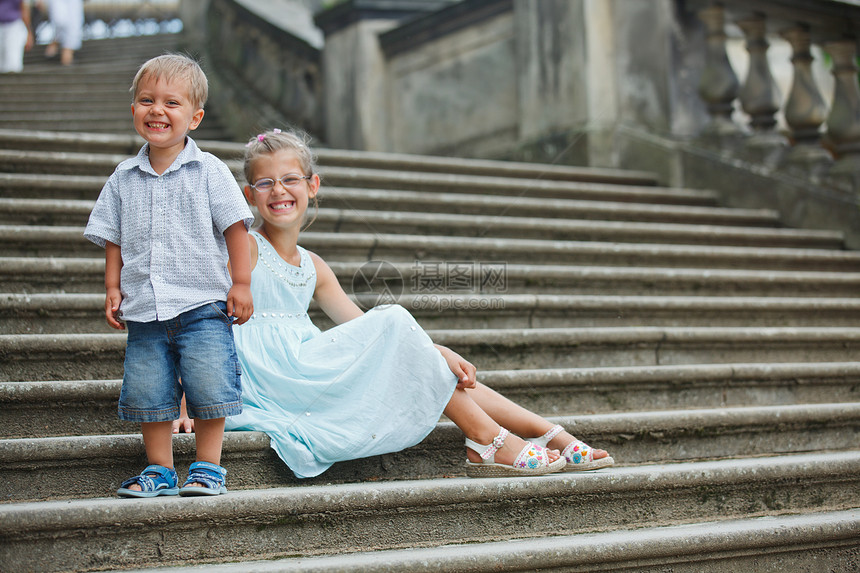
xmin=252 ymin=231 xmax=313 ymax=288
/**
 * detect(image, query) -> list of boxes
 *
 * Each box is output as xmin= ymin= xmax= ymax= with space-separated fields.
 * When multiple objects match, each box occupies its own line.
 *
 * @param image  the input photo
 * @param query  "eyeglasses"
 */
xmin=249 ymin=174 xmax=312 ymax=192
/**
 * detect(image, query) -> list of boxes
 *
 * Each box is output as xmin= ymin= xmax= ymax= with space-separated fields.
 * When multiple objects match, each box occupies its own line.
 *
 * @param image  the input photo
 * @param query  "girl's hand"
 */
xmin=436 ymin=344 xmax=477 ymax=389
xmin=173 ymin=415 xmax=195 ymax=433
xmin=105 ymin=287 xmax=124 ymax=330
xmin=173 ymin=395 xmax=195 ymax=433
xmin=227 ymin=283 xmax=253 ymax=325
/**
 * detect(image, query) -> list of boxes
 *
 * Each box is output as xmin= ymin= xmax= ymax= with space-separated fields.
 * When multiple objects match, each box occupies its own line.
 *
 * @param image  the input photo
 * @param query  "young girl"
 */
xmin=179 ymin=128 xmax=614 ymax=479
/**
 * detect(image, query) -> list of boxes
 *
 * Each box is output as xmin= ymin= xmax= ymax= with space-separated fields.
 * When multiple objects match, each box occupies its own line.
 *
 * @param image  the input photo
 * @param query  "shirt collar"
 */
xmin=121 ymin=136 xmax=203 ymax=175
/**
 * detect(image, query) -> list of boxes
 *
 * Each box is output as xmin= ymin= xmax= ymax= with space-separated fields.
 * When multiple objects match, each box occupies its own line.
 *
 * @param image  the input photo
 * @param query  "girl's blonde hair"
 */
xmin=243 ymin=128 xmax=317 ymax=181
xmin=244 ymin=128 xmax=320 ymax=230
xmin=131 ymin=54 xmax=209 ymax=110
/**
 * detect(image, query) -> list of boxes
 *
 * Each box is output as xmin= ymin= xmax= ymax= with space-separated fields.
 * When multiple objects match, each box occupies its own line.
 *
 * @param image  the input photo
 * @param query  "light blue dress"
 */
xmin=226 ymin=231 xmax=458 ymax=478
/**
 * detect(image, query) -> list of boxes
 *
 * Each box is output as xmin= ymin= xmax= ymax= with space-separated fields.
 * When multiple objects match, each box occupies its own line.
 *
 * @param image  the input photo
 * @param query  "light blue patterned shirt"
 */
xmin=84 ymin=137 xmax=253 ymax=323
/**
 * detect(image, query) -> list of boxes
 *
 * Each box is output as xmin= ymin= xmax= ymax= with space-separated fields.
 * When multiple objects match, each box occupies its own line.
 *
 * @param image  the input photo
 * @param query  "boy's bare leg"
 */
xmin=444 ymin=387 xmax=560 ymax=465
xmin=183 ymin=417 xmax=225 ymax=488
xmin=125 ymin=421 xmax=174 ymax=491
xmin=466 ymin=382 xmax=610 ymax=459
xmin=194 ymin=417 xmax=225 ymax=464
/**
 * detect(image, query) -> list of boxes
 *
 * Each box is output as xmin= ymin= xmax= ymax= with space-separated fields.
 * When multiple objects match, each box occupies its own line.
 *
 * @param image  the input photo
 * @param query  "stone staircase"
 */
xmin=2 ymin=34 xmax=860 ymax=572
xmin=5 ymin=34 xmax=232 ymax=141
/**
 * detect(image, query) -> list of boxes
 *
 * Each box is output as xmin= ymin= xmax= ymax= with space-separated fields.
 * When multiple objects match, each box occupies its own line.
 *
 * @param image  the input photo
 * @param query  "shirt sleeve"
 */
xmin=83 ymin=174 xmax=122 ymax=249
xmin=207 ymin=158 xmax=254 ymax=234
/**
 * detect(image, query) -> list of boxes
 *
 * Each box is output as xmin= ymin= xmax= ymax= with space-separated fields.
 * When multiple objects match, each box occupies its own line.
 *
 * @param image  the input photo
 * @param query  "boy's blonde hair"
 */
xmin=243 ymin=128 xmax=318 ymax=182
xmin=130 ymin=54 xmax=209 ymax=110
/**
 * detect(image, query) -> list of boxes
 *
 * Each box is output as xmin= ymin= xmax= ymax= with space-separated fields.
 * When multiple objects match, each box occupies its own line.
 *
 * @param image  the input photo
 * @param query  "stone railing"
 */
xmin=693 ymin=1 xmax=859 ymax=187
xmin=180 ymin=0 xmax=323 ymax=142
xmin=84 ymin=0 xmax=180 ymax=21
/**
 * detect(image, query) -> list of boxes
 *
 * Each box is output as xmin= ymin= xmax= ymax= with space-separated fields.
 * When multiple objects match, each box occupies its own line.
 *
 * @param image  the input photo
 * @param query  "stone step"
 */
xmin=0 ymin=64 xmax=152 ymax=82
xmin=1 ymin=451 xmax=858 ymax=571
xmin=4 ymin=327 xmax=860 ymax=381
xmin=6 ymin=256 xmax=860 ymax=297
xmin=0 ymin=128 xmax=659 ymax=185
xmin=0 ymin=198 xmax=840 ymax=248
xmin=310 ymin=208 xmax=840 ymax=248
xmin=316 ymin=167 xmax=710 ymax=205
xmin=0 ymin=151 xmax=705 ymax=205
xmin=0 ymin=79 xmax=132 ymax=94
xmin=0 ymin=101 xmax=131 ymax=114
xmin=16 ymin=58 xmax=171 ymax=77
xmin=116 ymin=509 xmax=860 ymax=573
xmin=318 ymin=187 xmax=777 ymax=225
xmin=4 ymin=227 xmax=855 ymax=271
xmin=0 ymin=175 xmax=779 ymax=228
xmin=0 ymin=120 xmax=231 ymax=140
xmin=0 ymin=111 xmax=139 ymax=125
xmin=21 ymin=34 xmax=180 ymax=65
xmin=2 ymin=404 xmax=858 ymax=502
xmin=8 ymin=293 xmax=860 ymax=335
xmin=3 ymin=365 xmax=859 ymax=438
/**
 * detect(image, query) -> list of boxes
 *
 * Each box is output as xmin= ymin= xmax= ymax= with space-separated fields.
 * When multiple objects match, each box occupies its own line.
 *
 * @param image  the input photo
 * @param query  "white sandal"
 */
xmin=531 ymin=424 xmax=614 ymax=471
xmin=465 ymin=427 xmax=566 ymax=477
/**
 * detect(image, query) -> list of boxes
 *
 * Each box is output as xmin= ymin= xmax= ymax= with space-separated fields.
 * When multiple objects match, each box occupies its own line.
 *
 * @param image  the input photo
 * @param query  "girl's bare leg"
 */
xmin=444 ymin=387 xmax=560 ymax=465
xmin=465 ymin=382 xmax=610 ymax=459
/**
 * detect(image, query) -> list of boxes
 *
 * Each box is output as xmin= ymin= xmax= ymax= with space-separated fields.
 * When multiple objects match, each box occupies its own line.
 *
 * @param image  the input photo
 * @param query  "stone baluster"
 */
xmin=780 ymin=26 xmax=832 ymax=166
xmin=736 ymin=14 xmax=787 ymax=162
xmin=698 ymin=4 xmax=741 ymax=137
xmin=823 ymin=39 xmax=860 ymax=186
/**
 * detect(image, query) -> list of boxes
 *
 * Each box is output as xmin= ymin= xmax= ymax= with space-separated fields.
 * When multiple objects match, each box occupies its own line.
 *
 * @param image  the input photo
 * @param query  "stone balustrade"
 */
xmin=695 ymin=1 xmax=859 ymax=184
xmin=179 ymin=0 xmax=858 ymax=196
xmin=182 ymin=0 xmax=324 ymax=143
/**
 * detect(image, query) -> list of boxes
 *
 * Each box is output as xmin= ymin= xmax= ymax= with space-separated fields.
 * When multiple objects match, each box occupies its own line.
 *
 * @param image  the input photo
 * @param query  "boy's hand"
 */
xmin=105 ymin=287 xmax=125 ymax=330
xmin=227 ymin=283 xmax=253 ymax=325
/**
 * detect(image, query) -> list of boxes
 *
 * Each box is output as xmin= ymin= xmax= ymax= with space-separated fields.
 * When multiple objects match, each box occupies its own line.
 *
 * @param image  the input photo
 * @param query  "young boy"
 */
xmin=84 ymin=54 xmax=254 ymax=497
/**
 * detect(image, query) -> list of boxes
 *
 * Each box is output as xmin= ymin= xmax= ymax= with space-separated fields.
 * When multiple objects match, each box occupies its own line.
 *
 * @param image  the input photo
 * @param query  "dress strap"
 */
xmin=251 ymin=231 xmax=314 ymax=288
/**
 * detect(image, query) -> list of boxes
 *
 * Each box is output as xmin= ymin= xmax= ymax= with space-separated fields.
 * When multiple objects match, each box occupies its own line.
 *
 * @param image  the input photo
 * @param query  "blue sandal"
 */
xmin=179 ymin=461 xmax=228 ymax=496
xmin=117 ymin=464 xmax=179 ymax=498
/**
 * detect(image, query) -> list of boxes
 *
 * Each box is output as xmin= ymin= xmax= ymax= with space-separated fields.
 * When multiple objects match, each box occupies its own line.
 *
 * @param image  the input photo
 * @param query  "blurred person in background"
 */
xmin=0 ymin=0 xmax=34 ymax=72
xmin=42 ymin=0 xmax=82 ymax=65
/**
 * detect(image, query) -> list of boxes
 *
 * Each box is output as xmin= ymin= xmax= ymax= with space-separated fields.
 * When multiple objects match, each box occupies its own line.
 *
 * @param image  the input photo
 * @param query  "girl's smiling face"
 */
xmin=244 ymin=149 xmax=319 ymax=230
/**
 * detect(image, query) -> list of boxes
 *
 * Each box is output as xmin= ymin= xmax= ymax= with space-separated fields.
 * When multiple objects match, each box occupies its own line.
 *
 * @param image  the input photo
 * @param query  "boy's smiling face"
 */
xmin=132 ymin=75 xmax=204 ymax=160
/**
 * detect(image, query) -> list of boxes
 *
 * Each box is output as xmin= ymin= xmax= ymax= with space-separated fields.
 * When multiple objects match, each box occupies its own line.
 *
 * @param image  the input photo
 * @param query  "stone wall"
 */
xmin=180 ymin=0 xmax=323 ymax=142
xmin=384 ymin=3 xmax=519 ymax=157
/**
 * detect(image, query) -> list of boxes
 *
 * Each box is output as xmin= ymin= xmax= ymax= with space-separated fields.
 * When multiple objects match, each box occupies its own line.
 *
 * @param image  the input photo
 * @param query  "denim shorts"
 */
xmin=119 ymin=302 xmax=243 ymax=423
